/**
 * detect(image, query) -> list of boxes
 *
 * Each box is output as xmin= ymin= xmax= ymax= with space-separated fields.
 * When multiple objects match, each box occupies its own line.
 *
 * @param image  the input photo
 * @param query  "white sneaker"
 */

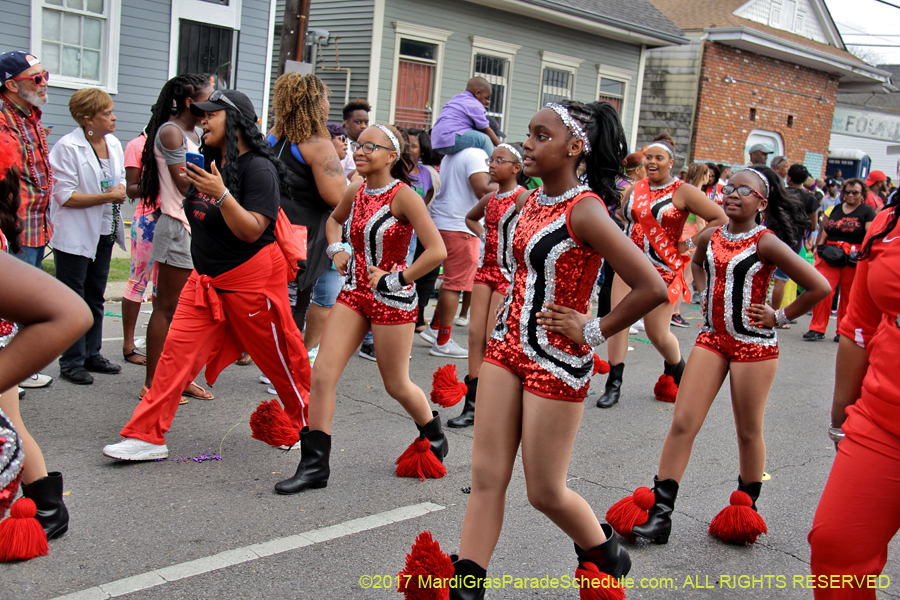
xmin=430 ymin=338 xmax=468 ymax=358
xmin=259 ymin=375 xmax=271 ymax=385
xmin=454 ymin=317 xmax=469 ymax=327
xmin=419 ymin=327 xmax=438 ymax=344
xmin=634 ymin=319 xmax=645 ymax=332
xmin=267 ymin=387 xmax=278 ymax=395
xmin=278 ymin=440 xmax=303 ymax=450
xmin=629 ymin=326 xmax=638 ymax=335
xmin=103 ymin=438 xmax=169 ymax=461
xmin=20 ymin=373 xmax=53 ymax=388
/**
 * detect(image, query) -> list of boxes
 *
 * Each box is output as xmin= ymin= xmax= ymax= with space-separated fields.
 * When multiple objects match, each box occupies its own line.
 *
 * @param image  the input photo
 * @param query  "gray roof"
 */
xmin=837 ymin=64 xmax=900 ymax=111
xmin=533 ymin=0 xmax=686 ymax=43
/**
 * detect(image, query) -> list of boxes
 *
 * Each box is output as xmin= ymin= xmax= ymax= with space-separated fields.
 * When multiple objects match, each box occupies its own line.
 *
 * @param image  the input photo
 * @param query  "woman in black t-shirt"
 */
xmin=103 ymin=90 xmax=312 ymax=463
xmin=805 ymin=178 xmax=877 ymax=342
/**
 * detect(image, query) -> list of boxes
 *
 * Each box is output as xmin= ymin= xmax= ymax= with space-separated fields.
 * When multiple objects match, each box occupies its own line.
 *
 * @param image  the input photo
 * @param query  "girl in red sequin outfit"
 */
xmin=598 ymin=133 xmax=727 ymax=408
xmin=439 ymin=101 xmax=667 ymax=599
xmin=275 ymin=124 xmax=447 ymax=495
xmin=444 ymin=143 xmax=525 ymax=429
xmin=606 ymin=166 xmax=828 ymax=546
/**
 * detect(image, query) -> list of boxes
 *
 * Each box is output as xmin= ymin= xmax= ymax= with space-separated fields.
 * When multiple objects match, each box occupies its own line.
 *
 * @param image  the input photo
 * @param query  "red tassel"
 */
xmin=708 ymin=490 xmax=768 ymax=545
xmin=605 ymin=487 xmax=655 ymax=539
xmin=396 ymin=438 xmax=447 ymax=480
xmin=430 ymin=365 xmax=468 ymax=408
xmin=249 ymin=400 xmax=300 ymax=448
xmin=653 ymin=374 xmax=678 ymax=403
xmin=575 ymin=562 xmax=627 ymax=600
xmin=0 ymin=498 xmax=48 ymax=562
xmin=397 ymin=531 xmax=454 ymax=600
xmin=593 ymin=354 xmax=610 ymax=376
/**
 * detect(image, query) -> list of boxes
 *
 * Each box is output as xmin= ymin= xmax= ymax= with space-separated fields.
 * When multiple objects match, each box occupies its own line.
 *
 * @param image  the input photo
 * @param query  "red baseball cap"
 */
xmin=865 ymin=170 xmax=887 ymax=186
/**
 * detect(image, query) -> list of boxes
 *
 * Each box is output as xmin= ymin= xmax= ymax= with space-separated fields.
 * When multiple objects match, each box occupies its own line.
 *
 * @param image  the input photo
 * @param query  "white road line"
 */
xmin=49 ymin=502 xmax=445 ymax=600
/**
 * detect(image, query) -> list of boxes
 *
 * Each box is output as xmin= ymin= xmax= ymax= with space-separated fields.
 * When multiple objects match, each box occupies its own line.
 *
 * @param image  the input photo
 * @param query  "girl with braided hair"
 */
xmin=139 ymin=74 xmax=213 ymax=403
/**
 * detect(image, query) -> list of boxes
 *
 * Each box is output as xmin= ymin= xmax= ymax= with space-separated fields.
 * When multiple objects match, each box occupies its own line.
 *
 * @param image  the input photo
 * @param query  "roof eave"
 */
xmin=461 ymin=0 xmax=689 ymax=47
xmin=704 ymin=27 xmax=892 ymax=93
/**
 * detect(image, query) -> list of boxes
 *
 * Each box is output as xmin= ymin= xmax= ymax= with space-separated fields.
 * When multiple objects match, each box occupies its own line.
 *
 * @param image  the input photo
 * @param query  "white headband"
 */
xmin=497 ymin=143 xmax=522 ymax=163
xmin=737 ymin=167 xmax=770 ymax=198
xmin=545 ymin=103 xmax=591 ymax=154
xmin=645 ymin=142 xmax=674 ymax=159
xmin=373 ymin=124 xmax=401 ymax=155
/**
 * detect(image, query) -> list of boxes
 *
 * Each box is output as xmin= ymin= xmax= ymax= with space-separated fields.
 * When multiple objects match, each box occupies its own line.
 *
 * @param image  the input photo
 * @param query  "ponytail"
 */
xmin=560 ymin=100 xmax=627 ymax=208
xmin=380 ymin=123 xmax=414 ymax=186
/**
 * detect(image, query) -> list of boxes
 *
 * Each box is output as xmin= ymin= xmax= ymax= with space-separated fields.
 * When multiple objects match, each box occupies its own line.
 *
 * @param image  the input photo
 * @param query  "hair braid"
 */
xmin=272 ymin=73 xmax=330 ymax=145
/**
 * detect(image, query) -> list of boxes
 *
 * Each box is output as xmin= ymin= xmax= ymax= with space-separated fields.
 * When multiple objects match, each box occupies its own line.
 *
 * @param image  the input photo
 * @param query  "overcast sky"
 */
xmin=825 ymin=0 xmax=900 ymax=65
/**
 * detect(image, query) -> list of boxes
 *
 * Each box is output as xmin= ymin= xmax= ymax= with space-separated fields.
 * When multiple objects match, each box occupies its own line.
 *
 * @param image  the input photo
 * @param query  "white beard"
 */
xmin=19 ymin=88 xmax=48 ymax=107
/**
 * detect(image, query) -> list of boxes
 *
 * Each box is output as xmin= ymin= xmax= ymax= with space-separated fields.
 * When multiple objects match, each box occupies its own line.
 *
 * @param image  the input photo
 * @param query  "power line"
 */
xmin=873 ymin=0 xmax=900 ymax=8
xmin=845 ymin=43 xmax=900 ymax=47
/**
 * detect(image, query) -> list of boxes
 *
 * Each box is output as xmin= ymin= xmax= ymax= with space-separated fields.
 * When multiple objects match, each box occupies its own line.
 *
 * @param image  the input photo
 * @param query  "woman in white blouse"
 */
xmin=49 ymin=88 xmax=126 ymax=385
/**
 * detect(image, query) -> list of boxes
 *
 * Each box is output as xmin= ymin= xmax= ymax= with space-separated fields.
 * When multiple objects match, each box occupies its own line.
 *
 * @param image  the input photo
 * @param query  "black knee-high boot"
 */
xmin=631 ymin=476 xmax=679 ymax=544
xmin=21 ymin=472 xmax=69 ymax=539
xmin=448 ymin=376 xmax=477 ymax=427
xmin=596 ymin=363 xmax=624 ymax=409
xmin=449 ymin=555 xmax=487 ymax=600
xmin=274 ymin=427 xmax=331 ymax=494
xmin=417 ymin=410 xmax=449 ymax=461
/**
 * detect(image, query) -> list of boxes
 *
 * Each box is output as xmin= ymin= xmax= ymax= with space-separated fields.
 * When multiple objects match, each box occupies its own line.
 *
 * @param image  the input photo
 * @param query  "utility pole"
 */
xmin=278 ymin=0 xmax=311 ymax=76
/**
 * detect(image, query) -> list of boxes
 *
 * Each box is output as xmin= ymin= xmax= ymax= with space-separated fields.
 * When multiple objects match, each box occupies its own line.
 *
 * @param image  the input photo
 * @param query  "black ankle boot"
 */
xmin=738 ymin=476 xmax=762 ymax=511
xmin=448 ymin=377 xmax=477 ymax=428
xmin=596 ymin=363 xmax=624 ymax=409
xmin=575 ymin=524 xmax=632 ymax=578
xmin=664 ymin=358 xmax=686 ymax=386
xmin=449 ymin=555 xmax=487 ymax=600
xmin=417 ymin=410 xmax=448 ymax=462
xmin=631 ymin=476 xmax=679 ymax=544
xmin=21 ymin=471 xmax=69 ymax=539
xmin=274 ymin=428 xmax=331 ymax=494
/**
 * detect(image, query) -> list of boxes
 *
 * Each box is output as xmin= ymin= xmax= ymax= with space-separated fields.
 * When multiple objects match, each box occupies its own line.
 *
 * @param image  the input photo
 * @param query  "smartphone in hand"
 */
xmin=185 ymin=151 xmax=205 ymax=171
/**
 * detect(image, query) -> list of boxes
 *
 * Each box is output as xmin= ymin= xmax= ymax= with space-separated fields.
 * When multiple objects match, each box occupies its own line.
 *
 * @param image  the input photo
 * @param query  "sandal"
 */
xmin=139 ymin=385 xmax=189 ymax=405
xmin=235 ymin=352 xmax=253 ymax=366
xmin=183 ymin=380 xmax=214 ymax=401
xmin=123 ymin=348 xmax=147 ymax=366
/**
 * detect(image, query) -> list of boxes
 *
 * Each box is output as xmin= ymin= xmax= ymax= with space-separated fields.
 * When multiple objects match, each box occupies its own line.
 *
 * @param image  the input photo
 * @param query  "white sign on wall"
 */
xmin=832 ymin=106 xmax=900 ymax=142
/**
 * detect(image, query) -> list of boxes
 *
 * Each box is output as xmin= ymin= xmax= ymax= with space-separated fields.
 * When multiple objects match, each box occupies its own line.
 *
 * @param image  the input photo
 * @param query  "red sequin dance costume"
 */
xmin=484 ymin=186 xmax=603 ymax=402
xmin=630 ymin=178 xmax=689 ymax=287
xmin=0 ymin=234 xmax=17 ymax=349
xmin=473 ymin=186 xmax=522 ymax=295
xmin=695 ymin=224 xmax=779 ymax=362
xmin=335 ymin=180 xmax=418 ymax=325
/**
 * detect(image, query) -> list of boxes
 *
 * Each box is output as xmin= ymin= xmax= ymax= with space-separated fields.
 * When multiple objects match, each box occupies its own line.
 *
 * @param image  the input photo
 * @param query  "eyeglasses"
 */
xmin=350 ymin=141 xmax=394 ymax=155
xmin=843 ymin=189 xmax=862 ymax=196
xmin=722 ymin=184 xmax=766 ymax=200
xmin=485 ymin=157 xmax=517 ymax=167
xmin=208 ymin=90 xmax=241 ymax=114
xmin=12 ymin=70 xmax=49 ymax=86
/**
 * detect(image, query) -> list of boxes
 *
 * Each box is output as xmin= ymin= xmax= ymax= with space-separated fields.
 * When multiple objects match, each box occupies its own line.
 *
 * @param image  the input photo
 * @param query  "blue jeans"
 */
xmin=311 ymin=268 xmax=344 ymax=308
xmin=15 ymin=245 xmax=46 ymax=269
xmin=435 ymin=130 xmax=494 ymax=156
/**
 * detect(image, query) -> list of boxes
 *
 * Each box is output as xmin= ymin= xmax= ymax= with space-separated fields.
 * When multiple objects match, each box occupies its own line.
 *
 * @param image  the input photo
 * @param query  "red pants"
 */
xmin=809 ymin=401 xmax=900 ymax=599
xmin=121 ymin=265 xmax=309 ymax=445
xmin=810 ymin=261 xmax=855 ymax=335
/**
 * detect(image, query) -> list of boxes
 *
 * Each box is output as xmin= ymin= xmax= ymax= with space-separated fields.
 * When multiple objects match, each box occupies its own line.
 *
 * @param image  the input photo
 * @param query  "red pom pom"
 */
xmin=396 ymin=438 xmax=447 ymax=480
xmin=653 ymin=374 xmax=678 ymax=403
xmin=593 ymin=354 xmax=610 ymax=375
xmin=708 ymin=491 xmax=767 ymax=545
xmin=430 ymin=365 xmax=468 ymax=408
xmin=0 ymin=498 xmax=48 ymax=562
xmin=397 ymin=531 xmax=454 ymax=600
xmin=0 ymin=134 xmax=21 ymax=180
xmin=249 ymin=399 xmax=300 ymax=448
xmin=575 ymin=562 xmax=627 ymax=600
xmin=605 ymin=487 xmax=654 ymax=539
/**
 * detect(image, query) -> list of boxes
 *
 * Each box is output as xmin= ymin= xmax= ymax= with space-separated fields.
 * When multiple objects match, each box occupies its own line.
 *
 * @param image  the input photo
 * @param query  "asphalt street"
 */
xmin=4 ymin=299 xmax=897 ymax=600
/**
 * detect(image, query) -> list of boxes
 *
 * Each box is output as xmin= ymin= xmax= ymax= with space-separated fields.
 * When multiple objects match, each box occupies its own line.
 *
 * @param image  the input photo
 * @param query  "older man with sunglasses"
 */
xmin=0 ymin=50 xmax=55 ymax=390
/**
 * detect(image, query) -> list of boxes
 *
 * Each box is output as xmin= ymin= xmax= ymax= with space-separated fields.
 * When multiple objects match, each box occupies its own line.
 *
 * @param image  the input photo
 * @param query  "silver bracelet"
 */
xmin=828 ymin=426 xmax=845 ymax=443
xmin=774 ymin=308 xmax=790 ymax=328
xmin=384 ymin=271 xmax=405 ymax=292
xmin=325 ymin=242 xmax=347 ymax=261
xmin=213 ymin=187 xmax=229 ymax=207
xmin=583 ymin=318 xmax=606 ymax=347
xmin=684 ymin=236 xmax=696 ymax=251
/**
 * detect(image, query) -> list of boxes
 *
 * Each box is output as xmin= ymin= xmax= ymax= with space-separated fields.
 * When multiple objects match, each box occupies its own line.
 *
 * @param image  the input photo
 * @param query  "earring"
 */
xmin=87 ymin=130 xmax=94 ymax=137
xmin=567 ymin=152 xmax=572 ymax=157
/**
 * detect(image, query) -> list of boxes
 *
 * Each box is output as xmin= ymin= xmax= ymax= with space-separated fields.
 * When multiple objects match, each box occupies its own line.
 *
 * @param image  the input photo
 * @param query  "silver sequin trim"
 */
xmin=364 ymin=203 xmax=417 ymax=309
xmin=364 ymin=178 xmax=401 ymax=197
xmin=649 ymin=179 xmax=679 ymax=191
xmin=720 ymin=223 xmax=766 ymax=242
xmin=495 ymin=185 xmax=523 ymax=200
xmin=498 ymin=202 xmax=519 ymax=283
xmin=583 ymin=318 xmax=606 ymax=347
xmin=385 ymin=272 xmax=405 ymax=293
xmin=0 ymin=408 xmax=23 ymax=493
xmin=0 ymin=322 xmax=17 ymax=349
xmin=641 ymin=192 xmax=680 ymax=275
xmin=342 ymin=204 xmax=356 ymax=292
xmin=537 ymin=184 xmax=590 ymax=206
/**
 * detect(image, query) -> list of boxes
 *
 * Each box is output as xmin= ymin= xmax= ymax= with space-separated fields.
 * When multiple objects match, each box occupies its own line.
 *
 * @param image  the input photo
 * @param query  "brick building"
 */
xmin=638 ymin=0 xmax=892 ymax=176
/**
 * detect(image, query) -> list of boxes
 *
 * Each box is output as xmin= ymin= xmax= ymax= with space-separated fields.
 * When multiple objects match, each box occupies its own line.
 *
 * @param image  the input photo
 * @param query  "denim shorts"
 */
xmin=311 ymin=268 xmax=345 ymax=308
xmin=773 ymin=267 xmax=790 ymax=282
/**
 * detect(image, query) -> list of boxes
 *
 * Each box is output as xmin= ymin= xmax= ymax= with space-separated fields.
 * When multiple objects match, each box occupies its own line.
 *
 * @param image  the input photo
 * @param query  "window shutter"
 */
xmin=769 ymin=0 xmax=783 ymax=27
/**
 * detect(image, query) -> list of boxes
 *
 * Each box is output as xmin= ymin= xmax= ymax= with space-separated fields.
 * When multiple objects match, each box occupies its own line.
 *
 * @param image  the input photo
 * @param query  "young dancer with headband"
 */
xmin=399 ymin=102 xmax=668 ymax=600
xmin=597 ymin=133 xmax=726 ymax=408
xmin=440 ymin=142 xmax=526 ymax=428
xmin=274 ymin=123 xmax=447 ymax=495
xmin=607 ymin=165 xmax=828 ymax=546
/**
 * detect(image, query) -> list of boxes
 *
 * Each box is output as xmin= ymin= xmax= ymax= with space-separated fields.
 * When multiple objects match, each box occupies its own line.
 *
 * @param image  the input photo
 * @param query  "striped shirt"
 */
xmin=0 ymin=94 xmax=53 ymax=248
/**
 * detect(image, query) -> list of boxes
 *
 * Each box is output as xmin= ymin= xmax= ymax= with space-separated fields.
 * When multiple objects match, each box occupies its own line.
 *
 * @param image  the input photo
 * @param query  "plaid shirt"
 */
xmin=0 ymin=94 xmax=53 ymax=248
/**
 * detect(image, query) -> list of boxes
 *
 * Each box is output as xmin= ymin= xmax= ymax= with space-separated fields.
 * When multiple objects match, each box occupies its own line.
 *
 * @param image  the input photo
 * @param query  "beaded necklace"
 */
xmin=365 ymin=179 xmax=401 ymax=196
xmin=495 ymin=185 xmax=523 ymax=200
xmin=537 ymin=184 xmax=590 ymax=206
xmin=0 ymin=94 xmax=52 ymax=191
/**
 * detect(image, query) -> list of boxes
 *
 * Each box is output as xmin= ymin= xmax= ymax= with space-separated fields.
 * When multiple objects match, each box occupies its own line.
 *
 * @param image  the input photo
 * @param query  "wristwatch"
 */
xmin=213 ymin=188 xmax=229 ymax=208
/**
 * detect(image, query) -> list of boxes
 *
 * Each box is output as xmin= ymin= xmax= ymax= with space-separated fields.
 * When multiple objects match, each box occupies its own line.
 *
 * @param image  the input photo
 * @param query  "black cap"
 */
xmin=788 ymin=163 xmax=811 ymax=184
xmin=190 ymin=89 xmax=257 ymax=122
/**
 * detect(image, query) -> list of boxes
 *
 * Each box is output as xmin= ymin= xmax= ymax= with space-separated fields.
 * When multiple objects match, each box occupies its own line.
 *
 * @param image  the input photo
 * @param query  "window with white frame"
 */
xmin=168 ymin=0 xmax=242 ymax=80
xmin=389 ymin=23 xmax=452 ymax=130
xmin=470 ymin=37 xmax=520 ymax=132
xmin=539 ymin=51 xmax=582 ymax=108
xmin=32 ymin=0 xmax=121 ymax=92
xmin=595 ymin=65 xmax=633 ymax=123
